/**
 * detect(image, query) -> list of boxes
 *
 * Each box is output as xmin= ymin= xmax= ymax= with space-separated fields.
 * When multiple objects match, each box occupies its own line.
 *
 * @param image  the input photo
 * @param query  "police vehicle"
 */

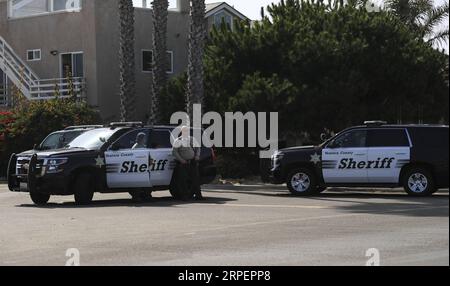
xmin=270 ymin=122 xmax=449 ymax=196
xmin=7 ymin=123 xmax=217 ymax=205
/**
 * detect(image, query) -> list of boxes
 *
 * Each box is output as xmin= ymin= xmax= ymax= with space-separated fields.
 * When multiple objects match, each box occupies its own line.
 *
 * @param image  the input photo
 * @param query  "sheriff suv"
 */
xmin=270 ymin=122 xmax=449 ymax=196
xmin=7 ymin=123 xmax=217 ymax=205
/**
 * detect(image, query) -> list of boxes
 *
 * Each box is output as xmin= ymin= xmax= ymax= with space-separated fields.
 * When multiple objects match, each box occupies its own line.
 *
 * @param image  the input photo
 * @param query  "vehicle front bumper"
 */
xmin=7 ymin=154 xmax=71 ymax=195
xmin=269 ymin=166 xmax=285 ymax=184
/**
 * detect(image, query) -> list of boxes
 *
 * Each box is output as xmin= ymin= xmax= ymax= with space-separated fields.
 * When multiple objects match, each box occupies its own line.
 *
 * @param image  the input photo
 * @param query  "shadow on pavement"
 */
xmin=17 ymin=195 xmax=236 ymax=209
xmin=205 ymin=185 xmax=449 ymax=218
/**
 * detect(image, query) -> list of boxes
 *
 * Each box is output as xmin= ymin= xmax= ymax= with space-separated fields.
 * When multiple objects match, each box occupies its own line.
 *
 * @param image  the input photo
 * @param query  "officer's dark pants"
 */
xmin=171 ymin=160 xmax=201 ymax=200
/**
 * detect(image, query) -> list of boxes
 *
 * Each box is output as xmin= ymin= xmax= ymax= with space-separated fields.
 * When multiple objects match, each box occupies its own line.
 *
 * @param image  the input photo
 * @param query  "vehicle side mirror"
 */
xmin=33 ymin=144 xmax=38 ymax=150
xmin=320 ymin=133 xmax=328 ymax=142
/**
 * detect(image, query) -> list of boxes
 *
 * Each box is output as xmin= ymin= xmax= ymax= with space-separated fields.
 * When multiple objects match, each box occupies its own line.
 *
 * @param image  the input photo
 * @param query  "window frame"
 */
xmin=8 ymin=0 xmax=82 ymax=19
xmin=214 ymin=10 xmax=234 ymax=30
xmin=59 ymin=51 xmax=84 ymax=78
xmin=141 ymin=49 xmax=174 ymax=74
xmin=26 ymin=49 xmax=41 ymax=62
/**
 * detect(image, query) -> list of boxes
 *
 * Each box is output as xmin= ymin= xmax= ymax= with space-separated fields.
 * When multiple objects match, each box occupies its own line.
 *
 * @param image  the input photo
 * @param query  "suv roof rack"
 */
xmin=108 ymin=122 xmax=144 ymax=128
xmin=64 ymin=125 xmax=103 ymax=130
xmin=364 ymin=121 xmax=387 ymax=126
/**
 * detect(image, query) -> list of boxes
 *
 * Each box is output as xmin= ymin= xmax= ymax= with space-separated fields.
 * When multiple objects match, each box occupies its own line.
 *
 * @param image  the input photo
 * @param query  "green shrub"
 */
xmin=0 ymin=99 xmax=100 ymax=177
xmin=215 ymin=149 xmax=260 ymax=179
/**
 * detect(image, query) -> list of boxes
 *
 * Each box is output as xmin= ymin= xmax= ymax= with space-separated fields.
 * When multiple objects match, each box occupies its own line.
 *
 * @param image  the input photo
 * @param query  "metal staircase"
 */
xmin=0 ymin=35 xmax=85 ymax=107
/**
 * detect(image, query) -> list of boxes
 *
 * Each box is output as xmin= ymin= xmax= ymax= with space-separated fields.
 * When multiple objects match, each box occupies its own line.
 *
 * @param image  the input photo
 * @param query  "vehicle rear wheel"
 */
xmin=74 ymin=173 xmax=94 ymax=205
xmin=30 ymin=192 xmax=50 ymax=205
xmin=402 ymin=167 xmax=436 ymax=197
xmin=286 ymin=168 xmax=318 ymax=196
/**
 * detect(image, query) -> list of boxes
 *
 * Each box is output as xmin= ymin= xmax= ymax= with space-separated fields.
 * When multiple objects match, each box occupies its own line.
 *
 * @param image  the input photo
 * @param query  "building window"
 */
xmin=52 ymin=0 xmax=80 ymax=11
xmin=142 ymin=50 xmax=153 ymax=73
xmin=60 ymin=52 xmax=84 ymax=78
xmin=9 ymin=0 xmax=81 ymax=19
xmin=142 ymin=50 xmax=174 ymax=74
xmin=214 ymin=10 xmax=233 ymax=30
xmin=167 ymin=51 xmax=174 ymax=74
xmin=27 ymin=49 xmax=41 ymax=61
xmin=133 ymin=0 xmax=176 ymax=9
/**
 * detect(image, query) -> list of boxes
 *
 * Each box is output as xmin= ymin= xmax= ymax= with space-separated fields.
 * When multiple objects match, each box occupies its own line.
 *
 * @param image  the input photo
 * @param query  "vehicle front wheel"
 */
xmin=74 ymin=173 xmax=94 ymax=205
xmin=286 ymin=168 xmax=318 ymax=196
xmin=402 ymin=167 xmax=436 ymax=197
xmin=30 ymin=192 xmax=50 ymax=205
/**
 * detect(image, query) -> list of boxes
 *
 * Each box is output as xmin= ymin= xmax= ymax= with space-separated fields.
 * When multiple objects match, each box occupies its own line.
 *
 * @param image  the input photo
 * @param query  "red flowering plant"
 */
xmin=0 ymin=111 xmax=14 ymax=150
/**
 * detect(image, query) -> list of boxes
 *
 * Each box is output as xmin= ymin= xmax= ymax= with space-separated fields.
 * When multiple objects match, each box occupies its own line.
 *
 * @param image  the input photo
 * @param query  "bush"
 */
xmin=215 ymin=149 xmax=260 ymax=179
xmin=0 ymin=111 xmax=14 ymax=152
xmin=0 ymin=99 xmax=100 ymax=177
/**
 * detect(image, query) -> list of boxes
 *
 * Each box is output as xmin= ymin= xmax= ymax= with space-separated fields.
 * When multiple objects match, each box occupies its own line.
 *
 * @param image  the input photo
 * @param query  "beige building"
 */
xmin=0 ymin=0 xmax=248 ymax=121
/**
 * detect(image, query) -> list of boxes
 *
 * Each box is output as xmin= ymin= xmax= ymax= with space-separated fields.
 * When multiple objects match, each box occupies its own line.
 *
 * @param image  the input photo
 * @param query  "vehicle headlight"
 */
xmin=44 ymin=158 xmax=68 ymax=174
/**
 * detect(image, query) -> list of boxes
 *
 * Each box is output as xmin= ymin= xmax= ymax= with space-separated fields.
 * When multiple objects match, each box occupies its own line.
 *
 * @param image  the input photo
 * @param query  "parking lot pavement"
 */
xmin=0 ymin=183 xmax=448 ymax=266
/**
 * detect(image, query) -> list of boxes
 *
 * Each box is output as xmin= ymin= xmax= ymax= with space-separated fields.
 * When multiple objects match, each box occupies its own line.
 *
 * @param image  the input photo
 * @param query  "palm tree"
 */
xmin=186 ymin=0 xmax=206 ymax=122
xmin=385 ymin=0 xmax=449 ymax=47
xmin=149 ymin=0 xmax=169 ymax=125
xmin=118 ymin=0 xmax=137 ymax=122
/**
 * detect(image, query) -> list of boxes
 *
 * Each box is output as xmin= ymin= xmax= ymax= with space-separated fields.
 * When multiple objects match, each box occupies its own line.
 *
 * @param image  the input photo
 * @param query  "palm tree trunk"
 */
xmin=118 ymin=0 xmax=137 ymax=122
xmin=187 ymin=0 xmax=206 ymax=122
xmin=149 ymin=0 xmax=169 ymax=125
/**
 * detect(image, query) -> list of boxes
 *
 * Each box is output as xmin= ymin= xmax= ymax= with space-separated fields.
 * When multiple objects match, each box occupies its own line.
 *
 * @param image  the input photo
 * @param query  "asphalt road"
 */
xmin=0 ymin=183 xmax=448 ymax=266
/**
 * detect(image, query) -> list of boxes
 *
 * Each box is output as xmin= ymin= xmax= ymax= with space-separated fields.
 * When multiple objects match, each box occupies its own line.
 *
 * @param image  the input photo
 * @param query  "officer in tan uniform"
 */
xmin=172 ymin=126 xmax=203 ymax=201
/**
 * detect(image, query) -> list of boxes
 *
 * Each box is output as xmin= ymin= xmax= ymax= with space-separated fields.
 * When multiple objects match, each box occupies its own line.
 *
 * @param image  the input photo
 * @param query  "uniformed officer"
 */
xmin=172 ymin=126 xmax=203 ymax=201
xmin=131 ymin=132 xmax=152 ymax=201
xmin=132 ymin=132 xmax=147 ymax=149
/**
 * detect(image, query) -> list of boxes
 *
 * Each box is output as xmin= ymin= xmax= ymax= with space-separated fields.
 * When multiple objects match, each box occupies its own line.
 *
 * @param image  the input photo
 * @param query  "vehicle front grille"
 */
xmin=16 ymin=157 xmax=44 ymax=176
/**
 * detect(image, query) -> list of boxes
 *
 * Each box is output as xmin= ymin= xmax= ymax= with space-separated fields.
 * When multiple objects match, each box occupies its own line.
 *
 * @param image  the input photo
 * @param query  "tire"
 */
xmin=286 ymin=168 xmax=318 ymax=196
xmin=74 ymin=173 xmax=94 ymax=205
xmin=30 ymin=192 xmax=50 ymax=205
xmin=402 ymin=166 xmax=436 ymax=197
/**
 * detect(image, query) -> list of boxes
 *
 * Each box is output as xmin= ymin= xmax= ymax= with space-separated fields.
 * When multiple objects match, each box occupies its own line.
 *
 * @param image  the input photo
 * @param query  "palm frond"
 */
xmin=426 ymin=27 xmax=450 ymax=47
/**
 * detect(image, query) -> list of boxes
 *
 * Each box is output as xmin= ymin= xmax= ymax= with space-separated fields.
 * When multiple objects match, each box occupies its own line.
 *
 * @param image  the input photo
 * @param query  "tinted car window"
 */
xmin=40 ymin=131 xmax=84 ymax=150
xmin=67 ymin=128 xmax=118 ymax=150
xmin=62 ymin=131 xmax=84 ymax=146
xmin=149 ymin=130 xmax=172 ymax=149
xmin=112 ymin=129 xmax=149 ymax=150
xmin=368 ymin=129 xmax=409 ymax=147
xmin=39 ymin=133 xmax=62 ymax=150
xmin=329 ymin=130 xmax=367 ymax=148
xmin=408 ymin=127 xmax=449 ymax=149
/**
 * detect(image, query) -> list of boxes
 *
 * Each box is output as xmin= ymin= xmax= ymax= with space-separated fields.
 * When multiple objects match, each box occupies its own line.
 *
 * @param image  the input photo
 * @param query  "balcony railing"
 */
xmin=30 ymin=77 xmax=86 ymax=99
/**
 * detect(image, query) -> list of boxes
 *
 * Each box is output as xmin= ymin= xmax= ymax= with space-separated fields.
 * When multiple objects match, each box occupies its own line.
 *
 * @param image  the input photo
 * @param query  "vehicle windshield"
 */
xmin=39 ymin=130 xmax=84 ymax=150
xmin=66 ymin=128 xmax=117 ymax=150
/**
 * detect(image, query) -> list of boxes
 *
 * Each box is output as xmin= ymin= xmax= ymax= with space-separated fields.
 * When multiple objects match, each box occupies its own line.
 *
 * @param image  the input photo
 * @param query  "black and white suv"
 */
xmin=7 ymin=123 xmax=217 ymax=205
xmin=270 ymin=122 xmax=449 ymax=196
